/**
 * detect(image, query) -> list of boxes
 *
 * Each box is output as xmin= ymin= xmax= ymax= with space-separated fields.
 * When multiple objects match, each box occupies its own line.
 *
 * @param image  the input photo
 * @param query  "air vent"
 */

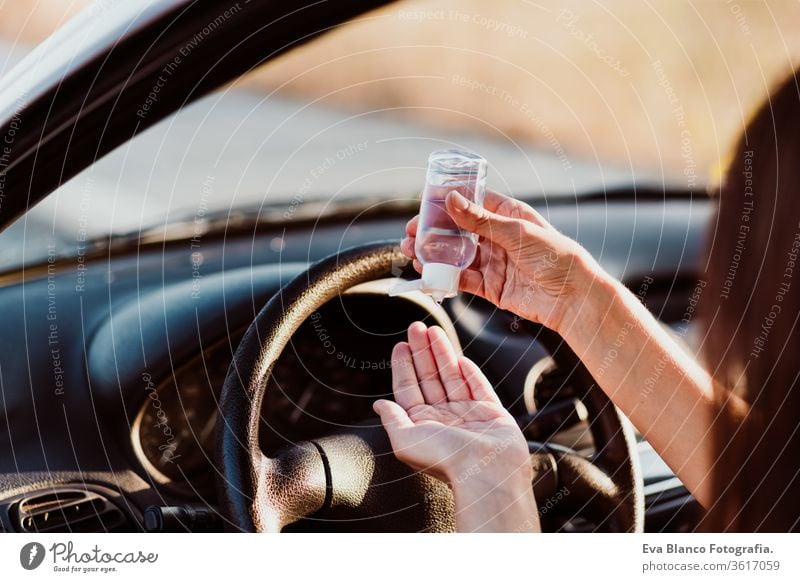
xmin=11 ymin=487 xmax=130 ymax=533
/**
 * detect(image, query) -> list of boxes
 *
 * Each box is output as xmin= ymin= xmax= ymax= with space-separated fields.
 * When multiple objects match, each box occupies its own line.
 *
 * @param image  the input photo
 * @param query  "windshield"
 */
xmin=0 ymin=0 xmax=796 ymax=270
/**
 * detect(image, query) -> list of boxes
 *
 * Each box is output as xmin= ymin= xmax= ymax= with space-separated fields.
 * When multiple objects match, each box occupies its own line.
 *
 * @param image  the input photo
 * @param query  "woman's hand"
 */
xmin=398 ymin=189 xmax=727 ymax=512
xmin=401 ymin=190 xmax=601 ymax=334
xmin=404 ymin=193 xmax=724 ymax=509
xmin=373 ymin=322 xmax=538 ymax=532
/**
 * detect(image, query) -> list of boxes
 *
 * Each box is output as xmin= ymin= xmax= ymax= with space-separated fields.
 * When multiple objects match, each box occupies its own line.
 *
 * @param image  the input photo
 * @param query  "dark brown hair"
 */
xmin=700 ymin=70 xmax=800 ymax=531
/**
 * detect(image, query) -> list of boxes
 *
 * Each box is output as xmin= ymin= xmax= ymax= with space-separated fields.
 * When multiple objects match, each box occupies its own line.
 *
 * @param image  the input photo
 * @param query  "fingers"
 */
xmin=373 ymin=399 xmax=414 ymax=440
xmin=427 ymin=326 xmax=470 ymax=401
xmin=483 ymin=190 xmax=551 ymax=229
xmin=405 ymin=215 xmax=418 ymax=237
xmin=459 ymin=268 xmax=484 ymax=297
xmin=483 ymin=190 xmax=510 ymax=212
xmin=458 ymin=356 xmax=501 ymax=404
xmin=391 ymin=342 xmax=424 ymax=409
xmin=403 ymin=192 xmax=550 ymax=265
xmin=446 ymin=191 xmax=523 ymax=248
xmin=401 ymin=216 xmax=419 ymax=261
xmin=400 ymin=236 xmax=415 ymax=259
xmin=407 ymin=322 xmax=447 ymax=404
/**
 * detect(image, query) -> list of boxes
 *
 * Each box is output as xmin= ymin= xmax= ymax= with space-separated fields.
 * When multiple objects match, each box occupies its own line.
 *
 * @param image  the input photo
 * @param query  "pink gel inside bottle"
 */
xmin=414 ymin=149 xmax=487 ymax=302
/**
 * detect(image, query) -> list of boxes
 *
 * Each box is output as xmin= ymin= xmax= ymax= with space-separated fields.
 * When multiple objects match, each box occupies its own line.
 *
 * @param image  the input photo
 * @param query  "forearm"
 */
xmin=556 ymin=261 xmax=746 ymax=508
xmin=451 ymin=467 xmax=539 ymax=532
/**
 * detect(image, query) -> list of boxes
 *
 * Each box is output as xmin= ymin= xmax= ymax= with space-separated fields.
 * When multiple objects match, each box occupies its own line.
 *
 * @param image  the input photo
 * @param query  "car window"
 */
xmin=0 ymin=0 xmax=798 ymax=270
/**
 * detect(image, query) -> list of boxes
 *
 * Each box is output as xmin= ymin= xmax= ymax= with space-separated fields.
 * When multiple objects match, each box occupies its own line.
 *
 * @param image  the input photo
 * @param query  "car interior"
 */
xmin=0 ymin=0 xmax=707 ymax=532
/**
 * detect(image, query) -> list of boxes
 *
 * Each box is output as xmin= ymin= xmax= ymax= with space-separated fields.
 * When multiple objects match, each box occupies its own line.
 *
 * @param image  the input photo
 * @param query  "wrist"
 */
xmin=553 ymin=249 xmax=618 ymax=339
xmin=443 ymin=435 xmax=532 ymax=489
xmin=450 ymin=464 xmax=538 ymax=532
xmin=450 ymin=458 xmax=532 ymax=497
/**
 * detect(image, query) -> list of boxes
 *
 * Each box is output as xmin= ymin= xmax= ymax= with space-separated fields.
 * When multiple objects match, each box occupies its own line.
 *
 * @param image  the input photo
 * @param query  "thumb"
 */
xmin=373 ymin=399 xmax=413 ymax=439
xmin=446 ymin=190 xmax=521 ymax=247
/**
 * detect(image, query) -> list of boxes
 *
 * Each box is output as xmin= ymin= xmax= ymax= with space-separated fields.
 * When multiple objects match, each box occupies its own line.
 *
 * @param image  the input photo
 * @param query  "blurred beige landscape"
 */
xmin=2 ymin=0 xmax=799 ymax=182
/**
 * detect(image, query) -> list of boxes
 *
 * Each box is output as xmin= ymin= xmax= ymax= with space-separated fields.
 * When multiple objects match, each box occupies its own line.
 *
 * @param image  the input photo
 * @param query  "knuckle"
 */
xmin=473 ymin=207 xmax=492 ymax=229
xmin=520 ymin=221 xmax=540 ymax=240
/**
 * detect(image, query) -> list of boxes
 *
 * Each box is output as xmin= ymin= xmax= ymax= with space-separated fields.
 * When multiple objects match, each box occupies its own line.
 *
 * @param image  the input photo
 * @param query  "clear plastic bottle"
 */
xmin=392 ymin=148 xmax=487 ymax=303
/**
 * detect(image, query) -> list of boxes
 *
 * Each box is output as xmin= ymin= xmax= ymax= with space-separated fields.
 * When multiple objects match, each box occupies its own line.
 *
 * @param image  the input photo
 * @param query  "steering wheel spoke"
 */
xmin=252 ymin=445 xmax=327 ymax=532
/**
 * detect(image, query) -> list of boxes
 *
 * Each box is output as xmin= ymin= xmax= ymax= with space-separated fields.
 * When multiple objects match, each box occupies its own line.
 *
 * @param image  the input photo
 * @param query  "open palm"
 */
xmin=373 ymin=322 xmax=529 ymax=486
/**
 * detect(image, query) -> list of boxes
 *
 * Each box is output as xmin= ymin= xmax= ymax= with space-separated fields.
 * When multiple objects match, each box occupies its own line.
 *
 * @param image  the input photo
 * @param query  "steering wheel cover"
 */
xmin=217 ymin=241 xmax=411 ymax=531
xmin=533 ymin=328 xmax=644 ymax=532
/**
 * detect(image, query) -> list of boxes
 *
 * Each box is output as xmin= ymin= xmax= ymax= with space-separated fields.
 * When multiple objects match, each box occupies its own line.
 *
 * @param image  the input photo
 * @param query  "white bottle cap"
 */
xmin=388 ymin=263 xmax=462 ymax=303
xmin=421 ymin=263 xmax=461 ymax=303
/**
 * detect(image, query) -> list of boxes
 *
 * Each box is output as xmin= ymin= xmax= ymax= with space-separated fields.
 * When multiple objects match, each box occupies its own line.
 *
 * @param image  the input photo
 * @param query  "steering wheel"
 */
xmin=216 ymin=241 xmax=644 ymax=532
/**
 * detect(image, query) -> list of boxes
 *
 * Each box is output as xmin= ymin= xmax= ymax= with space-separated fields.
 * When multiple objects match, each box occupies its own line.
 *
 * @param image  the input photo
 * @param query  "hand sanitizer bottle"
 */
xmin=392 ymin=149 xmax=487 ymax=303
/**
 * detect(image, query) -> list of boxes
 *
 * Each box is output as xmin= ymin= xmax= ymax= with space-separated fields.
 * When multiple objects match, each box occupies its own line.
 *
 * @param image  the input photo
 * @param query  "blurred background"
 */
xmin=3 ymin=0 xmax=798 ymax=173
xmin=0 ymin=0 xmax=798 ymax=263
